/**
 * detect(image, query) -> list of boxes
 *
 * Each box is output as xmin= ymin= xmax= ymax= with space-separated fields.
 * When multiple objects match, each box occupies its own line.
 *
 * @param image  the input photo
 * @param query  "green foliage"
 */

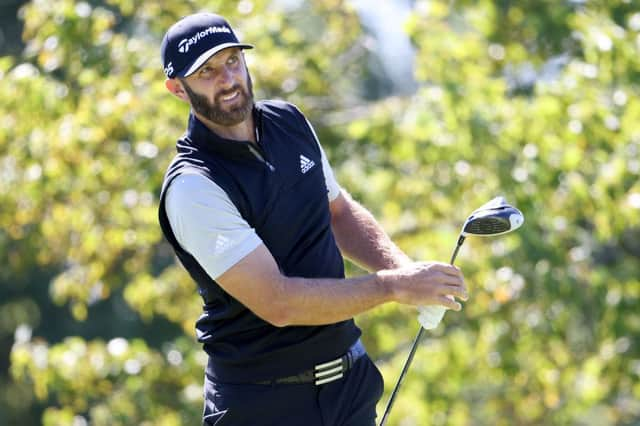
xmin=2 ymin=0 xmax=639 ymax=425
xmin=340 ymin=1 xmax=640 ymax=425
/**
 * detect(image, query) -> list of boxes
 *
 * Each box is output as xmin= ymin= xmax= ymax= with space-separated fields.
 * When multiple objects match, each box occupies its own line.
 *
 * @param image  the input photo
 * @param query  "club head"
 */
xmin=461 ymin=196 xmax=524 ymax=237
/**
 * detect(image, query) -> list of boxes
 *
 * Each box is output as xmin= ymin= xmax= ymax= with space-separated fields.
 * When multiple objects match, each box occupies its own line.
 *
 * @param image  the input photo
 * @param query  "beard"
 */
xmin=182 ymin=74 xmax=254 ymax=126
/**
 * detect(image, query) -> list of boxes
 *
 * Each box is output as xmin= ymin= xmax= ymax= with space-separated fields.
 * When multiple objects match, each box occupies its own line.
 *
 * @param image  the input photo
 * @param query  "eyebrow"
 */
xmin=202 ymin=49 xmax=241 ymax=68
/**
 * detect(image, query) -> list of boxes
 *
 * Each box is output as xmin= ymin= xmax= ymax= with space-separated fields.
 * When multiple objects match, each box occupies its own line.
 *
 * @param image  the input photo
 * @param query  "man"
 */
xmin=158 ymin=12 xmax=467 ymax=426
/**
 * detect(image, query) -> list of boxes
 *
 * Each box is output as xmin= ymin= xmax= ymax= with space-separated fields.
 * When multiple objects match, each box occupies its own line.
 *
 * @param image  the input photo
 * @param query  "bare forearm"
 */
xmin=331 ymin=191 xmax=411 ymax=271
xmin=270 ymin=273 xmax=393 ymax=326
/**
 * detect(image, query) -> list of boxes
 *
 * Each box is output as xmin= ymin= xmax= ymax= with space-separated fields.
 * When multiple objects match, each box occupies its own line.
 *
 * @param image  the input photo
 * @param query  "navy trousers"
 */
xmin=202 ymin=355 xmax=384 ymax=426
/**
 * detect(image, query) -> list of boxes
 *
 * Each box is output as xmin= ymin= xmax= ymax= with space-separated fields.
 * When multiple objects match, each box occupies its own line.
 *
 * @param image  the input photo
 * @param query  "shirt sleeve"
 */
xmin=165 ymin=173 xmax=263 ymax=280
xmin=305 ymin=117 xmax=342 ymax=201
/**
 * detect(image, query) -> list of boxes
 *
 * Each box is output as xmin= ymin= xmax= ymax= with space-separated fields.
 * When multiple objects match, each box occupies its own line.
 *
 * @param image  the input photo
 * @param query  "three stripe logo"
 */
xmin=300 ymin=154 xmax=315 ymax=174
xmin=314 ymin=357 xmax=345 ymax=386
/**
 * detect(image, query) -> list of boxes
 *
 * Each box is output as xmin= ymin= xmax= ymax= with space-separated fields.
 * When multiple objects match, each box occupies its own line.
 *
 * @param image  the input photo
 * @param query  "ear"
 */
xmin=165 ymin=78 xmax=189 ymax=102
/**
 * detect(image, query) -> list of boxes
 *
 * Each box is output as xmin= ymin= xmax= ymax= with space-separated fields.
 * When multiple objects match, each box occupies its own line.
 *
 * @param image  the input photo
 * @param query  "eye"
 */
xmin=227 ymin=55 xmax=239 ymax=65
xmin=198 ymin=65 xmax=216 ymax=78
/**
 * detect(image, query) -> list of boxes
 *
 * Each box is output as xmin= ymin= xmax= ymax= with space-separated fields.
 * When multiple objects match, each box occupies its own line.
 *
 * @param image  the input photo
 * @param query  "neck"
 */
xmin=196 ymin=112 xmax=256 ymax=143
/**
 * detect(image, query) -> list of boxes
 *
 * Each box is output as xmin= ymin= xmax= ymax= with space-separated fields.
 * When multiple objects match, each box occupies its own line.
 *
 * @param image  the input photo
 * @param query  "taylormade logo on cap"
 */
xmin=177 ymin=25 xmax=232 ymax=53
xmin=160 ymin=13 xmax=253 ymax=79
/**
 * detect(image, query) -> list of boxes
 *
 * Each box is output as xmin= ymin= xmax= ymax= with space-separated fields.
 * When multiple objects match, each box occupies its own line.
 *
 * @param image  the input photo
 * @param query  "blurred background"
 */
xmin=1 ymin=0 xmax=639 ymax=425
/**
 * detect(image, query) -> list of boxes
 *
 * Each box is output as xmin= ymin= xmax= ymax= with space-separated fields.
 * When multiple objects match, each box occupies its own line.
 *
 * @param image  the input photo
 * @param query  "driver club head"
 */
xmin=461 ymin=196 xmax=524 ymax=237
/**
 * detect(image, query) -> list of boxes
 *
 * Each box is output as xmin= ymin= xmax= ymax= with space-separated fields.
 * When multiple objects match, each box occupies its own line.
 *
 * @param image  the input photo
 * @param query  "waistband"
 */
xmin=253 ymin=339 xmax=366 ymax=386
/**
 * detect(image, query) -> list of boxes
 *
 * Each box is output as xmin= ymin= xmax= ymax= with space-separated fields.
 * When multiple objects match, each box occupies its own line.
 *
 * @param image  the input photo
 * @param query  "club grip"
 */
xmin=417 ymin=305 xmax=447 ymax=329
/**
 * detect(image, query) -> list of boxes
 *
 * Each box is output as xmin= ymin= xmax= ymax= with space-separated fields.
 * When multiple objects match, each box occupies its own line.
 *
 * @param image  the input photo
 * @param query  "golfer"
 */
xmin=158 ymin=12 xmax=467 ymax=426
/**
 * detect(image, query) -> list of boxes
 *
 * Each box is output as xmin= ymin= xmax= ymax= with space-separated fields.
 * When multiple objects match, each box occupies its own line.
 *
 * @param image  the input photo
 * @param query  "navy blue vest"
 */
xmin=158 ymin=100 xmax=361 ymax=382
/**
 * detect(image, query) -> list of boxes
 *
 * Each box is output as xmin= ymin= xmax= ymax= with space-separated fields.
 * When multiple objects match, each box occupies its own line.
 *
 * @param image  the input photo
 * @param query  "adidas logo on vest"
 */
xmin=300 ymin=155 xmax=316 ymax=174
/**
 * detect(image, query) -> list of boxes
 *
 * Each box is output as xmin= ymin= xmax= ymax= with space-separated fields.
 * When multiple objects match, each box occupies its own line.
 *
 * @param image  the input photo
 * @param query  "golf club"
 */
xmin=379 ymin=196 xmax=524 ymax=426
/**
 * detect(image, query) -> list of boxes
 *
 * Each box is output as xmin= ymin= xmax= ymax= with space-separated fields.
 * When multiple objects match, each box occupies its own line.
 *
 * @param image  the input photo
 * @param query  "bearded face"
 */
xmin=181 ymin=72 xmax=254 ymax=127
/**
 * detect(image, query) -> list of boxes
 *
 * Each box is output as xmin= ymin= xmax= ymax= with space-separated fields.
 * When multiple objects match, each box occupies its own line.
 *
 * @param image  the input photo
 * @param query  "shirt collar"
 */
xmin=184 ymin=105 xmax=262 ymax=157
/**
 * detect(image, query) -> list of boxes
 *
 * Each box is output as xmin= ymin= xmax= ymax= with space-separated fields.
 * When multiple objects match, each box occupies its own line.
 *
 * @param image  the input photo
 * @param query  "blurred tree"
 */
xmin=2 ymin=0 xmax=639 ymax=425
xmin=338 ymin=1 xmax=640 ymax=425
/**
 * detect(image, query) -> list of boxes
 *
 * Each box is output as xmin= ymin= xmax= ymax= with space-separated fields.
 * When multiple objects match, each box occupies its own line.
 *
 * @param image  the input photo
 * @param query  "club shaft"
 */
xmin=379 ymin=234 xmax=465 ymax=426
xmin=379 ymin=327 xmax=425 ymax=426
xmin=449 ymin=235 xmax=465 ymax=264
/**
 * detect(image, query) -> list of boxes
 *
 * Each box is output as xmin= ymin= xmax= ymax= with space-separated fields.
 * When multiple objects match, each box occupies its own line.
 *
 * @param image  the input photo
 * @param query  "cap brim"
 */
xmin=178 ymin=43 xmax=254 ymax=78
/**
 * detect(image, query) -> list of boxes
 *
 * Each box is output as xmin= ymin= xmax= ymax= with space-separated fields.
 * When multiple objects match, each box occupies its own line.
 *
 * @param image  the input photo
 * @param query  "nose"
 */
xmin=218 ymin=66 xmax=235 ymax=89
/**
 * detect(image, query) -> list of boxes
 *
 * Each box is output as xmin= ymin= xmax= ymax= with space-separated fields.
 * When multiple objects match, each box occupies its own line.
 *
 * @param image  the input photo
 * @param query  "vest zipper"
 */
xmin=247 ymin=144 xmax=275 ymax=171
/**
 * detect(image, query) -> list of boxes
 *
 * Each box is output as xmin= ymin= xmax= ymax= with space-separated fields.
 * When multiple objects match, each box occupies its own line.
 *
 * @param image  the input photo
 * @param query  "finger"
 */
xmin=431 ymin=263 xmax=463 ymax=277
xmin=435 ymin=271 xmax=466 ymax=288
xmin=440 ymin=285 xmax=469 ymax=301
xmin=438 ymin=295 xmax=462 ymax=311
